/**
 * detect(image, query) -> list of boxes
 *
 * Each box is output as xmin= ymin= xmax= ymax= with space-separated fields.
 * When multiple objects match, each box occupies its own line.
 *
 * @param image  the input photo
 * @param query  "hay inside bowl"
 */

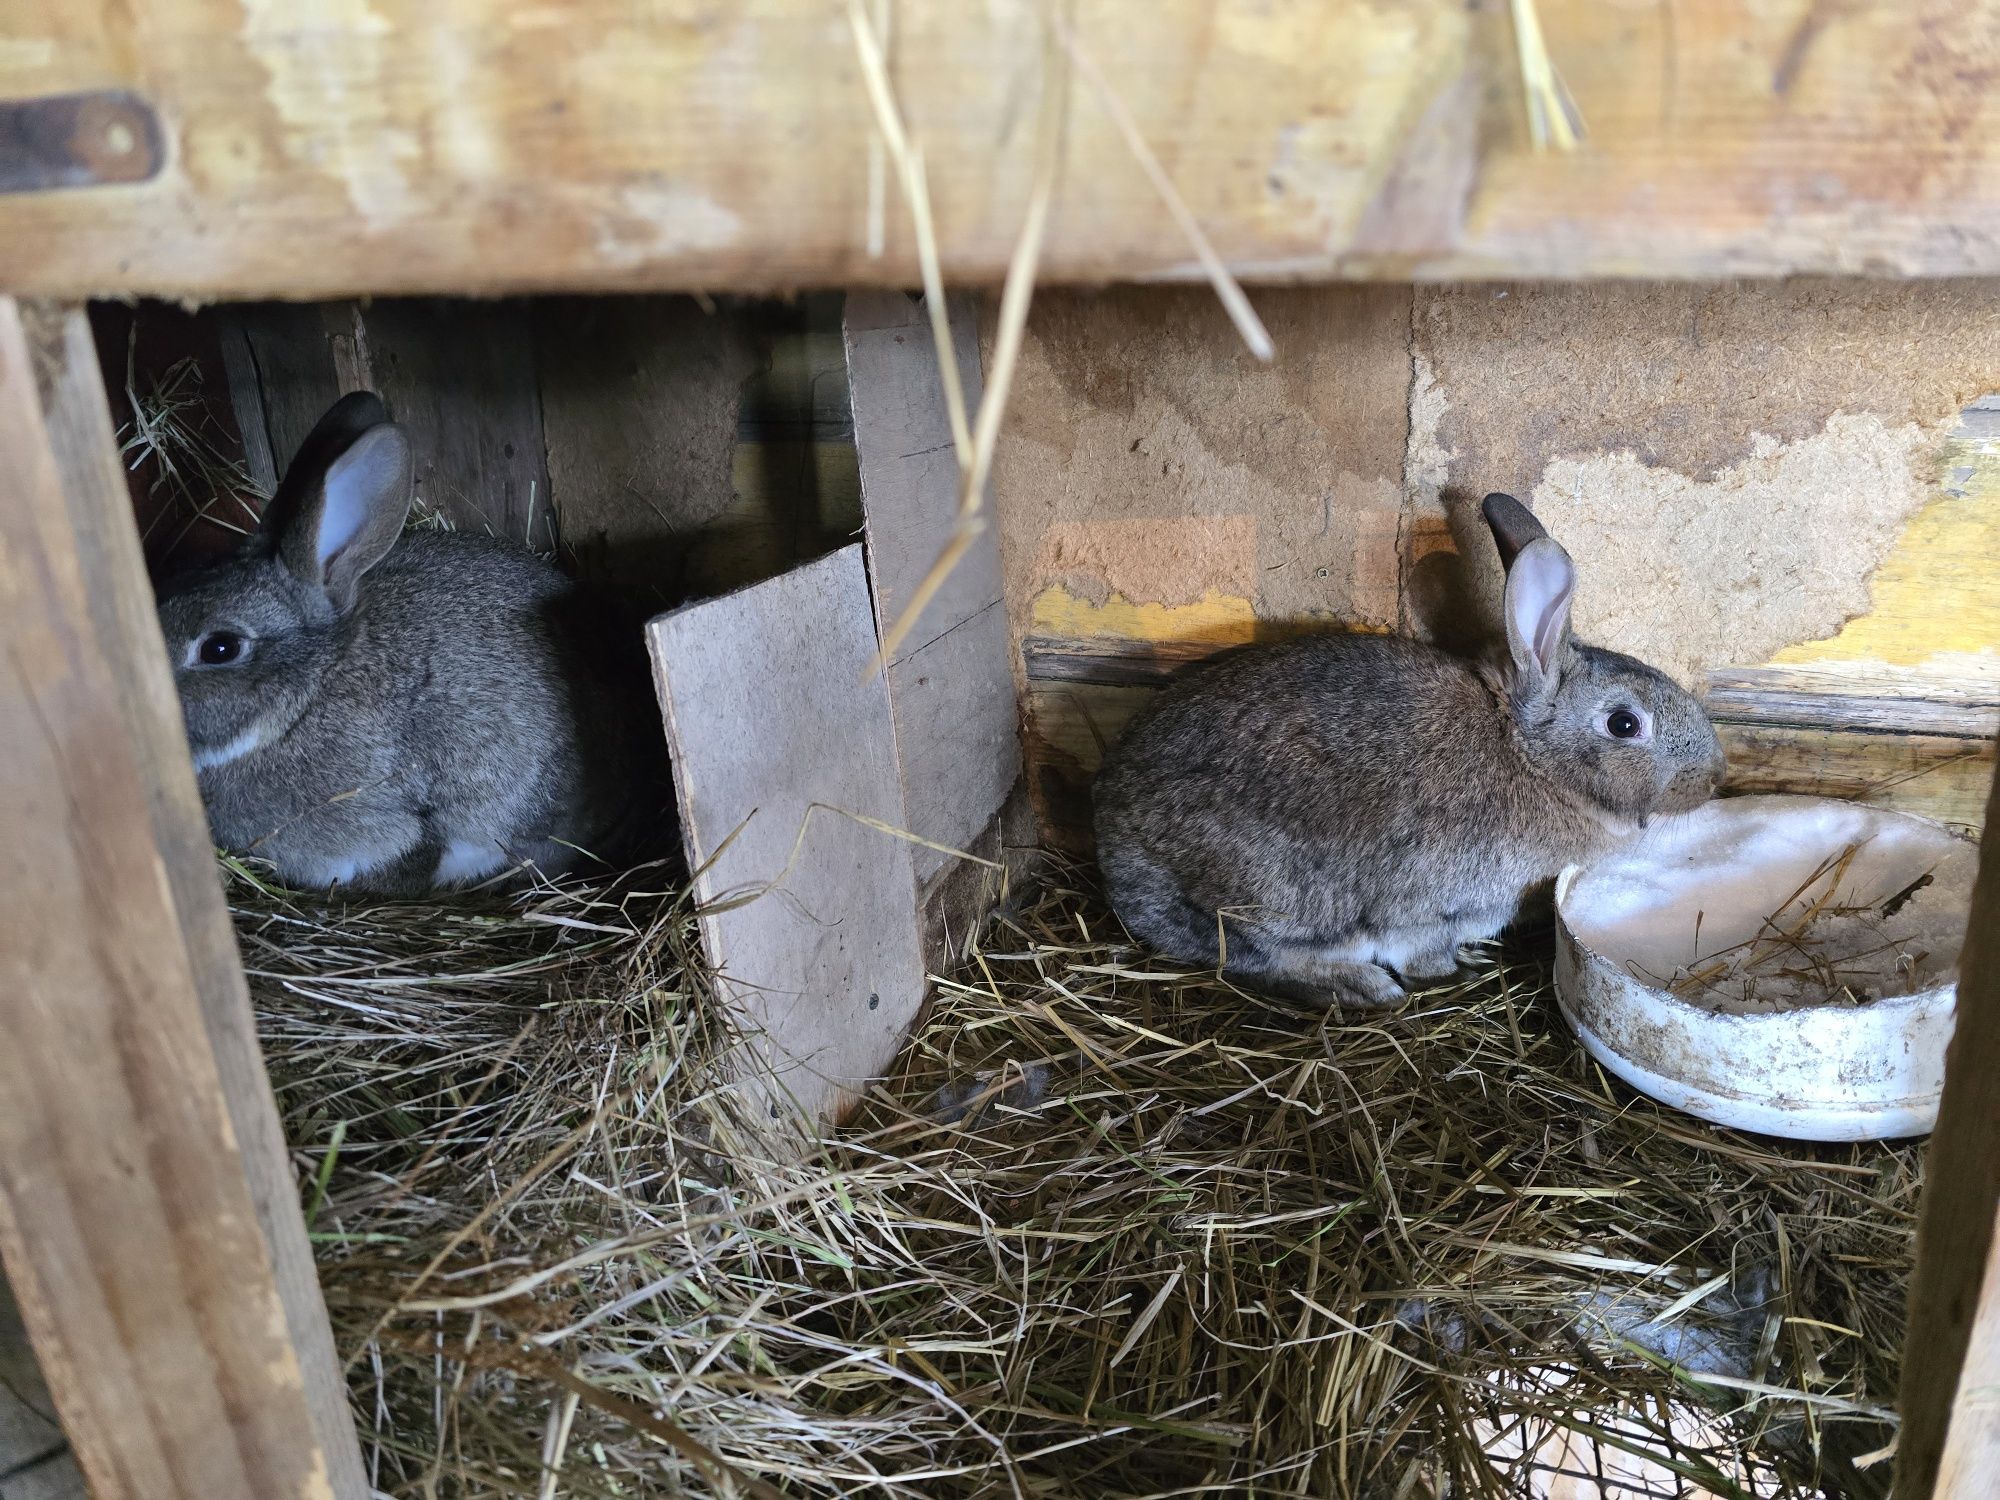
xmin=238 ymin=855 xmax=1919 ymax=1498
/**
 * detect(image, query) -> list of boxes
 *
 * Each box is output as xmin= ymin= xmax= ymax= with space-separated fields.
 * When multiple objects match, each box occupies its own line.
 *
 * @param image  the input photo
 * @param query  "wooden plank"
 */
xmin=845 ymin=289 xmax=1020 ymax=889
xmin=217 ymin=303 xmax=357 ymax=490
xmin=0 ymin=299 xmax=365 ymax=1497
xmin=535 ymin=296 xmax=761 ymax=613
xmin=1702 ymin=666 xmax=2000 ymax=740
xmin=1713 ymin=723 xmax=1995 ymax=837
xmin=361 ymin=298 xmax=552 ymax=545
xmin=1896 ymin=750 xmax=2000 ymax=1499
xmin=5 ymin=3 xmax=2000 ymax=297
xmin=222 ymin=299 xmax=550 ymax=544
xmin=646 ymin=545 xmax=925 ymax=1124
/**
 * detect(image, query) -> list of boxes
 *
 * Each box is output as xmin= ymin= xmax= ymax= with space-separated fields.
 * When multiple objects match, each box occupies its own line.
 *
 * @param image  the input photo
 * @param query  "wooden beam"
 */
xmin=0 ymin=299 xmax=367 ymax=1498
xmin=1897 ymin=746 xmax=2000 ymax=1499
xmin=3 ymin=3 xmax=1999 ymax=297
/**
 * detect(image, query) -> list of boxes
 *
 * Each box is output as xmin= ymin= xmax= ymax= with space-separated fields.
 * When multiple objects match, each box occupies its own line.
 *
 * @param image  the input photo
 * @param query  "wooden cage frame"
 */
xmin=2 ymin=1 xmax=1999 ymax=1495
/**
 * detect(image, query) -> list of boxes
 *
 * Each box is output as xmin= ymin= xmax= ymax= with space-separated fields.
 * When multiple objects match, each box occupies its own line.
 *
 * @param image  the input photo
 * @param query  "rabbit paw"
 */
xmin=1258 ymin=960 xmax=1407 ymax=1010
xmin=1398 ymin=944 xmax=1465 ymax=984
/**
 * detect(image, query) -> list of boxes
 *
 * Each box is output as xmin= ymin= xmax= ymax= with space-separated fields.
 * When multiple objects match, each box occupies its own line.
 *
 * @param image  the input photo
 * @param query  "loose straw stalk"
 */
xmin=236 ymin=857 xmax=1915 ymax=1497
xmin=1510 ymin=0 xmax=1586 ymax=151
xmin=851 ymin=2 xmax=1277 ymax=674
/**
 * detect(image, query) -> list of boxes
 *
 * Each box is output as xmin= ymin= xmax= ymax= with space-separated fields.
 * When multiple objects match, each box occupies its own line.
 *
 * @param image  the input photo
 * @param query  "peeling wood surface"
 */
xmin=0 ymin=298 xmax=365 ymax=1498
xmin=646 ymin=546 xmax=926 ymax=1125
xmin=6 ymin=3 xmax=2000 ymax=296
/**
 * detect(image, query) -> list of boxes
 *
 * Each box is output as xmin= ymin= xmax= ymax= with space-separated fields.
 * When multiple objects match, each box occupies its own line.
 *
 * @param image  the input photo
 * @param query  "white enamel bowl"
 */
xmin=1553 ymin=795 xmax=1976 ymax=1142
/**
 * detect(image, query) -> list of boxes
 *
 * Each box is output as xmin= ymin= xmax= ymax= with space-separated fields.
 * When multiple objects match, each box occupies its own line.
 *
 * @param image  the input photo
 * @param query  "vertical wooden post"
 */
xmin=0 ymin=299 xmax=367 ymax=1498
xmin=1898 ymin=744 xmax=2000 ymax=1499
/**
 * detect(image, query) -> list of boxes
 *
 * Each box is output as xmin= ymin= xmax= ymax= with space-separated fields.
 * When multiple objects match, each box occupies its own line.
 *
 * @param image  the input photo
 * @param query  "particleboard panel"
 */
xmin=0 ymin=299 xmax=365 ymax=1498
xmin=845 ymin=289 xmax=1019 ymax=887
xmin=646 ymin=545 xmax=925 ymax=1125
xmin=9 ymin=3 xmax=2000 ymax=297
xmin=1895 ymin=752 xmax=2000 ymax=1500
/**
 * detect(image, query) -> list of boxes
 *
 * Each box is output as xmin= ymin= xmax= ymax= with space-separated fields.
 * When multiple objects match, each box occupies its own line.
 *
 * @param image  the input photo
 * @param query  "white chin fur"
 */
xmin=191 ymin=724 xmax=271 ymax=772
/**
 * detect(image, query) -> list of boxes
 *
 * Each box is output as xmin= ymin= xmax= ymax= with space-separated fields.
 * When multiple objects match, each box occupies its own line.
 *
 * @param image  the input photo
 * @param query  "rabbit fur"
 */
xmin=1093 ymin=493 xmax=1726 ymax=1008
xmin=155 ymin=392 xmax=666 ymax=894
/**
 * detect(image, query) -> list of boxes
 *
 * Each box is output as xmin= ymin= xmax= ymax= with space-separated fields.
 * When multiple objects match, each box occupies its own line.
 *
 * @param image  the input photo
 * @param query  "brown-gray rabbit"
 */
xmin=155 ymin=392 xmax=666 ymax=894
xmin=1093 ymin=493 xmax=1725 ymax=1007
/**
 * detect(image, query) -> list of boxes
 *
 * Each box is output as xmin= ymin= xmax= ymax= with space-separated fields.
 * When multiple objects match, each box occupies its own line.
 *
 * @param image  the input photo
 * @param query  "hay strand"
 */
xmin=1509 ymin=0 xmax=1586 ymax=152
xmin=244 ymin=858 xmax=1915 ymax=1497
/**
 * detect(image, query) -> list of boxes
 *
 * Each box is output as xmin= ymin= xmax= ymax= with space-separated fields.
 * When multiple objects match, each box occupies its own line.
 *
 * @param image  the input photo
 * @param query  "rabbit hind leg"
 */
xmin=1225 ymin=937 xmax=1407 ymax=1009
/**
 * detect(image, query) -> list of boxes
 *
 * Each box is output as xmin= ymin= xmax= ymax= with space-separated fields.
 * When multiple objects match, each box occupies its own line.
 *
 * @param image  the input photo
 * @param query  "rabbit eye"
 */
xmin=197 ymin=631 xmax=246 ymax=666
xmin=1605 ymin=708 xmax=1642 ymax=739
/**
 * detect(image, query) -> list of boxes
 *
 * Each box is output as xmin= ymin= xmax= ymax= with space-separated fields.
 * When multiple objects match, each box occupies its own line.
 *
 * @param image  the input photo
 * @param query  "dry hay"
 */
xmin=238 ymin=856 xmax=1918 ymax=1499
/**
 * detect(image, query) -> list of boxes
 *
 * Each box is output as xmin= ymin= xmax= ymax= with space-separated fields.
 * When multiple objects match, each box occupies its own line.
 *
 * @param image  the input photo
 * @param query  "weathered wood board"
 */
xmin=0 ymin=299 xmax=365 ymax=1498
xmin=7 ymin=3 xmax=2000 ymax=297
xmin=845 ymin=290 xmax=1020 ymax=890
xmin=363 ymin=299 xmax=552 ymax=545
xmin=1896 ymin=750 xmax=2000 ymax=1500
xmin=646 ymin=545 xmax=926 ymax=1124
xmin=220 ymin=300 xmax=551 ymax=543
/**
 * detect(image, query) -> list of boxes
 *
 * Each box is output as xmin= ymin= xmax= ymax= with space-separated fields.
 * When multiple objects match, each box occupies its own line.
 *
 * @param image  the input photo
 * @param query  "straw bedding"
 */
xmin=238 ymin=856 xmax=1918 ymax=1500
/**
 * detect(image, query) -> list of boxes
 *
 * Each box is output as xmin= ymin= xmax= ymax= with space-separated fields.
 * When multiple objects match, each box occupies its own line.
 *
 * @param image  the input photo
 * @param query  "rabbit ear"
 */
xmin=1481 ymin=492 xmax=1547 ymax=570
xmin=1502 ymin=536 xmax=1575 ymax=694
xmin=267 ymin=395 xmax=413 ymax=610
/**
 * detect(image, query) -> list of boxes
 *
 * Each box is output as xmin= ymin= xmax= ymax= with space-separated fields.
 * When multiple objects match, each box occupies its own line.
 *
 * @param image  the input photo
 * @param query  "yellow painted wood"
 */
xmin=1773 ymin=429 xmax=2000 ymax=679
xmin=6 ymin=3 xmax=2000 ymax=296
xmin=1029 ymin=585 xmax=1258 ymax=647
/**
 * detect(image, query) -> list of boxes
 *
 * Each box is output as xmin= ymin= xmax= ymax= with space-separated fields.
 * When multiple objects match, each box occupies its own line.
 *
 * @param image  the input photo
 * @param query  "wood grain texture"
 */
xmin=363 ymin=299 xmax=551 ymax=545
xmin=0 ymin=299 xmax=365 ymax=1497
xmin=222 ymin=299 xmax=550 ymax=543
xmin=4 ymin=3 xmax=2000 ymax=297
xmin=846 ymin=290 xmax=1020 ymax=889
xmin=535 ymin=296 xmax=761 ymax=613
xmin=1896 ymin=749 xmax=2000 ymax=1499
xmin=646 ymin=545 xmax=926 ymax=1124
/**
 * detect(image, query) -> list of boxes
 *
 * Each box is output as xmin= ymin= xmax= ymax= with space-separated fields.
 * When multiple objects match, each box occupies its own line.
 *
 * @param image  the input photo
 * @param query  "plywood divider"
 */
xmin=844 ymin=290 xmax=1021 ymax=913
xmin=646 ymin=545 xmax=926 ymax=1126
xmin=0 ymin=298 xmax=366 ymax=1497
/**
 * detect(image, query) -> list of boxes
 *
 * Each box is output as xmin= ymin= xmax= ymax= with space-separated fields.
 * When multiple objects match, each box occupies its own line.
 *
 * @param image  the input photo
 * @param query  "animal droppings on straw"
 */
xmin=1664 ymin=842 xmax=1962 ymax=1012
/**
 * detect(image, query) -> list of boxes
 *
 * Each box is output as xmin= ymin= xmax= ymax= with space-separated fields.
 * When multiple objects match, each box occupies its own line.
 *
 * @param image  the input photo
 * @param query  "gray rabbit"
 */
xmin=1093 ymin=493 xmax=1725 ymax=1007
xmin=155 ymin=392 xmax=667 ymax=894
